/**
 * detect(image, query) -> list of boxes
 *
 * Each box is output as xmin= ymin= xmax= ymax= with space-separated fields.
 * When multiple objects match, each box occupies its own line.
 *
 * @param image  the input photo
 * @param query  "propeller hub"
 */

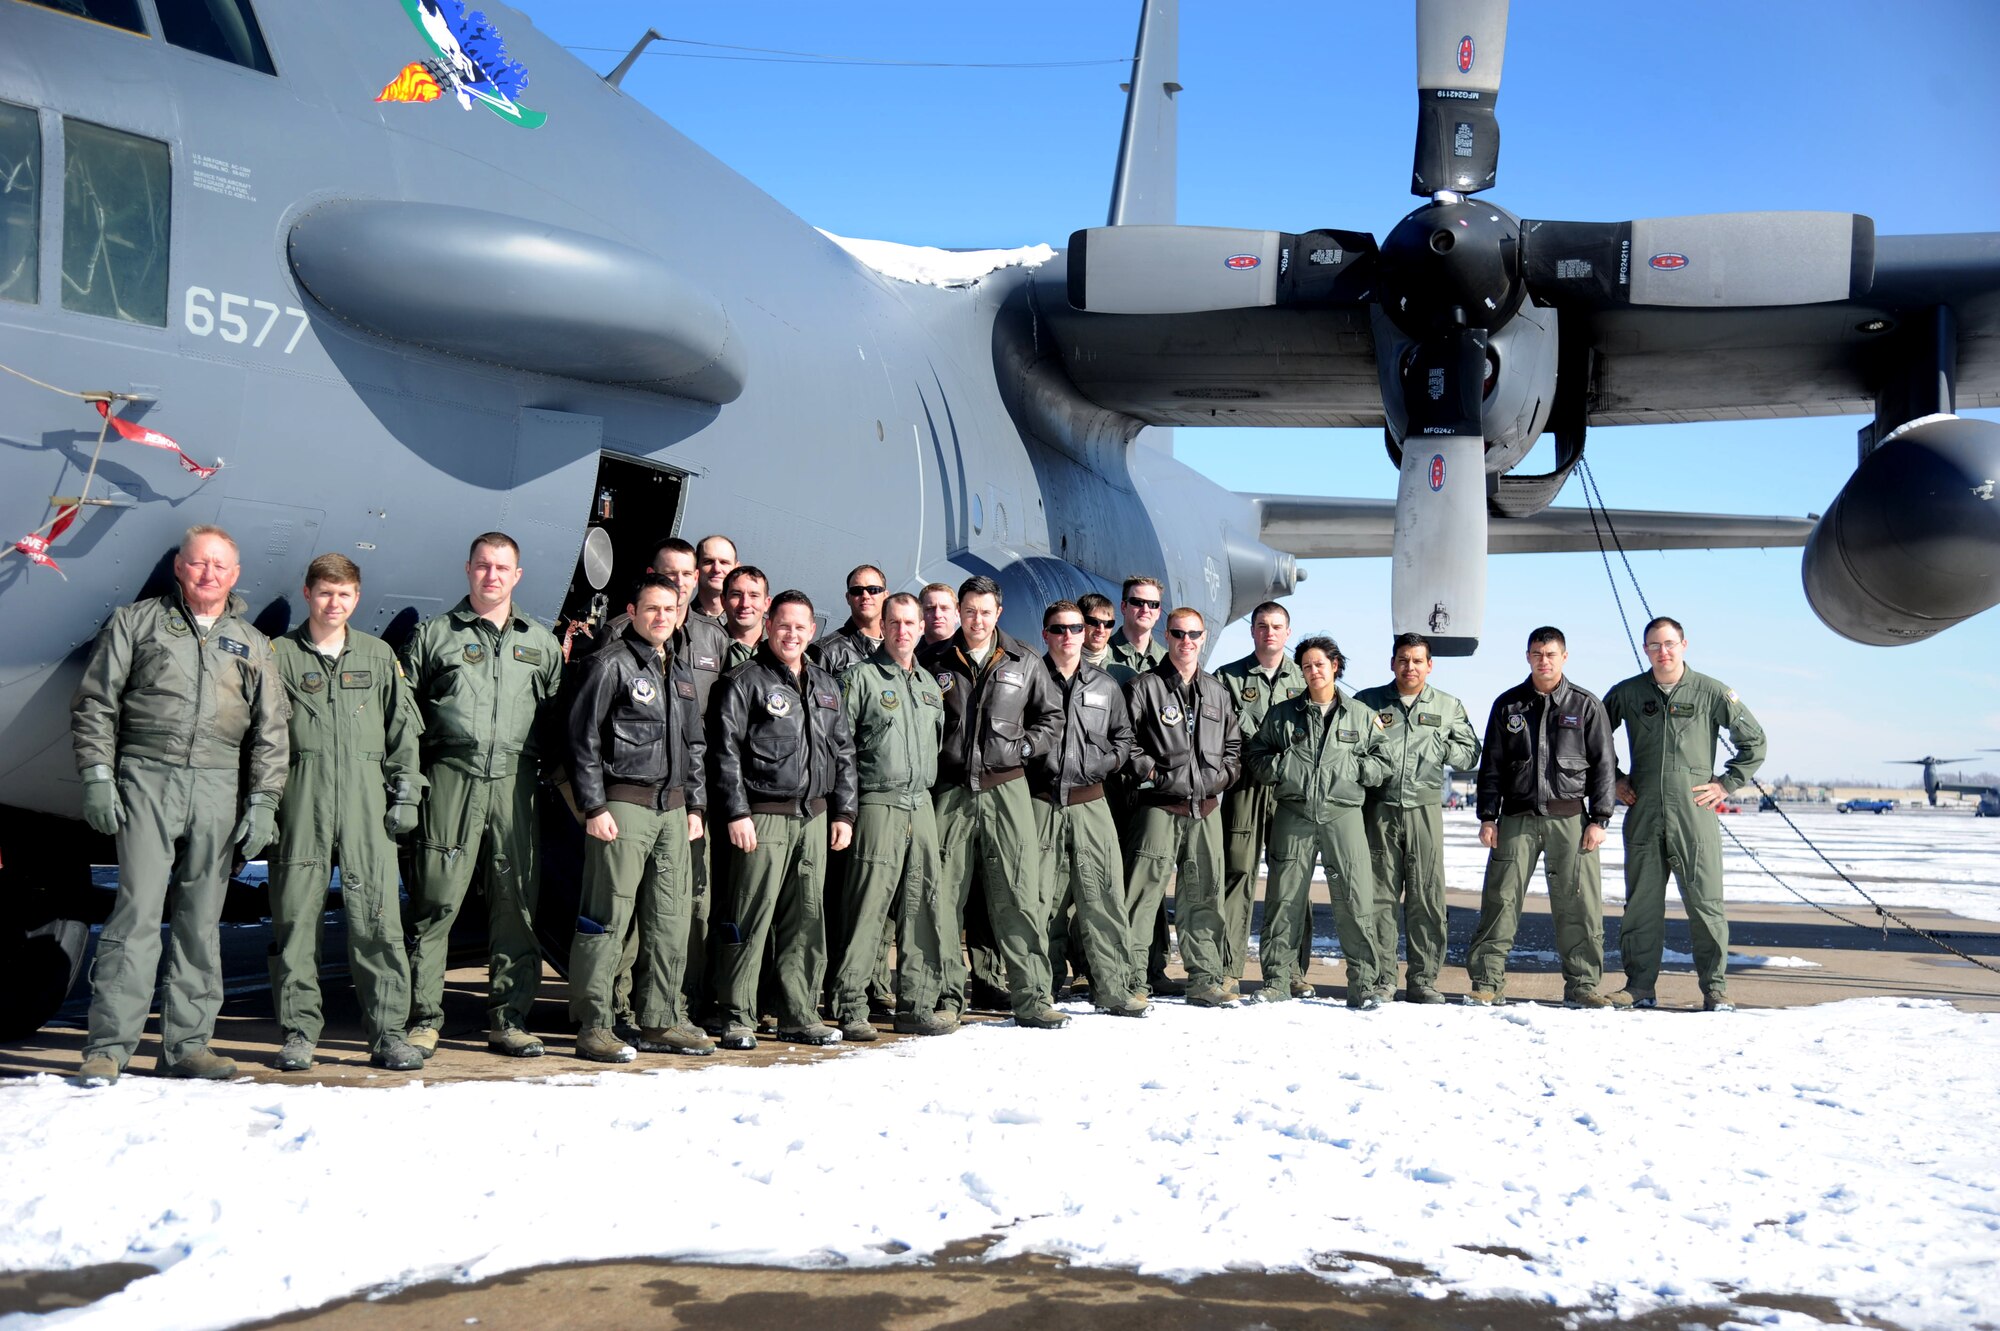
xmin=1379 ymin=199 xmax=1524 ymax=340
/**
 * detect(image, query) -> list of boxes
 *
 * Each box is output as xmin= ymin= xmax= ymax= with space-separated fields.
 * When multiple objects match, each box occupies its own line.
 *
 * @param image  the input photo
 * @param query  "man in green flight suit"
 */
xmin=1603 ymin=615 xmax=1768 ymax=1012
xmin=1353 ymin=632 xmax=1481 ymax=1004
xmin=1215 ymin=601 xmax=1309 ymax=996
xmin=1106 ymin=575 xmax=1180 ymax=996
xmin=402 ymin=532 xmax=565 ymax=1058
xmin=73 ymin=525 xmax=289 ymax=1082
xmin=268 ymin=554 xmax=426 ymax=1072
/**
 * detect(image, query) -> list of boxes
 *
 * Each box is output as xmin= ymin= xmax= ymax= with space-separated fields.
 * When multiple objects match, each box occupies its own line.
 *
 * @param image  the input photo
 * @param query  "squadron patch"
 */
xmin=630 ymin=676 xmax=658 ymax=705
xmin=766 ymin=690 xmax=792 ymax=717
xmin=880 ymin=688 xmax=900 ymax=710
xmin=1160 ymin=703 xmax=1183 ymax=726
xmin=1376 ymin=710 xmax=1397 ymax=728
xmin=1506 ymin=713 xmax=1527 ymax=733
xmin=463 ymin=644 xmax=486 ymax=664
xmin=1241 ymin=685 xmax=1259 ymax=702
xmin=302 ymin=671 xmax=326 ymax=693
xmin=165 ymin=614 xmax=191 ymax=636
xmin=921 ymin=691 xmax=941 ymax=707
xmin=938 ymin=675 xmax=954 ymax=693
xmin=1643 ymin=700 xmax=1659 ymax=716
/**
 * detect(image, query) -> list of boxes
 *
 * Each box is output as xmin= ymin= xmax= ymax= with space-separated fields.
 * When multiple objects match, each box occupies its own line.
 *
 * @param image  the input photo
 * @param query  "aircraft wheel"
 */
xmin=0 ymin=916 xmax=89 ymax=1041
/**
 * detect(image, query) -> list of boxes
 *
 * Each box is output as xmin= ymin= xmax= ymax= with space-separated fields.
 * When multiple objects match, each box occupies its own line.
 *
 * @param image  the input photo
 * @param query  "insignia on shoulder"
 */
xmin=630 ymin=677 xmax=658 ymax=705
xmin=1506 ymin=713 xmax=1527 ymax=733
xmin=1726 ymin=689 xmax=1740 ymax=703
xmin=302 ymin=671 xmax=326 ymax=693
xmin=1160 ymin=703 xmax=1183 ymax=725
xmin=881 ymin=688 xmax=899 ymax=710
xmin=766 ymin=690 xmax=793 ymax=717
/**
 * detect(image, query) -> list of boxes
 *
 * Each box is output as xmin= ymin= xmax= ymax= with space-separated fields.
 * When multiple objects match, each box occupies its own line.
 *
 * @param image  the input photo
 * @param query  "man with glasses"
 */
xmin=691 ymin=534 xmax=738 ymax=631
xmin=811 ymin=564 xmax=889 ymax=674
xmin=1216 ymin=602 xmax=1309 ymax=997
xmin=1106 ymin=575 xmax=1166 ymax=685
xmin=1122 ymin=608 xmax=1242 ymax=1008
xmin=1077 ymin=593 xmax=1118 ymax=671
xmin=919 ymin=583 xmax=959 ymax=647
xmin=1603 ymin=617 xmax=1767 ymax=1012
xmin=1034 ymin=600 xmax=1143 ymax=1015
xmin=73 ymin=526 xmax=289 ymax=1083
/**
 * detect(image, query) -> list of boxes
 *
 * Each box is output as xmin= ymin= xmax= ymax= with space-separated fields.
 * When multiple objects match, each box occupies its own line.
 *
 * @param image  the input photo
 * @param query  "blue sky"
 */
xmin=525 ymin=1 xmax=1999 ymax=784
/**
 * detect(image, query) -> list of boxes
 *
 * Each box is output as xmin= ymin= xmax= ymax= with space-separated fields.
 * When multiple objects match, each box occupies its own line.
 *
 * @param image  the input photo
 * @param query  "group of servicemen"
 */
xmin=67 ymin=523 xmax=1767 ymax=1082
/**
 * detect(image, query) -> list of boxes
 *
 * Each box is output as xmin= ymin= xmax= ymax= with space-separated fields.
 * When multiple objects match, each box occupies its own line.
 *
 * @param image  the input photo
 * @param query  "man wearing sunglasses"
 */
xmin=810 ymin=564 xmax=890 ymax=675
xmin=1122 ymin=608 xmax=1243 ymax=1008
xmin=1106 ymin=575 xmax=1166 ymax=686
xmin=1077 ymin=593 xmax=1118 ymax=671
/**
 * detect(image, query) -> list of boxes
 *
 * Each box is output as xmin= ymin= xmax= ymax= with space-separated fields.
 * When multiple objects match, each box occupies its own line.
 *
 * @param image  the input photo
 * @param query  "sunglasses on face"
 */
xmin=1044 ymin=622 xmax=1086 ymax=636
xmin=1167 ymin=627 xmax=1204 ymax=641
xmin=1125 ymin=597 xmax=1161 ymax=610
xmin=1084 ymin=617 xmax=1115 ymax=630
xmin=847 ymin=584 xmax=886 ymax=597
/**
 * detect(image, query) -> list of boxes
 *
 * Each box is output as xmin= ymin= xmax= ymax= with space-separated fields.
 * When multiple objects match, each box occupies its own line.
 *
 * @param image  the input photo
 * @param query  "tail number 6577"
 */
xmin=184 ymin=288 xmax=310 ymax=353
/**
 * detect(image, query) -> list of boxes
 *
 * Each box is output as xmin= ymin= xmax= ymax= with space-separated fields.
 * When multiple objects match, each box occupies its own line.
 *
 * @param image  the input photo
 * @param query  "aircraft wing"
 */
xmin=1248 ymin=495 xmax=1815 ymax=560
xmin=1578 ymin=233 xmax=2000 ymax=425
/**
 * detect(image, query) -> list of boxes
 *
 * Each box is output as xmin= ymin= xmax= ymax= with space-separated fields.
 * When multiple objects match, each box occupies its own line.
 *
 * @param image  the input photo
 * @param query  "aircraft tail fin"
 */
xmin=1107 ymin=0 xmax=1179 ymax=226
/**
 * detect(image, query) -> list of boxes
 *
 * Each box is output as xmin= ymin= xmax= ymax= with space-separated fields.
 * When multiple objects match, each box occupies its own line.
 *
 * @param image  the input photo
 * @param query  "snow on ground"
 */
xmin=1431 ymin=804 xmax=2000 ymax=923
xmin=820 ymin=229 xmax=1054 ymax=287
xmin=3 ymin=998 xmax=1998 ymax=1331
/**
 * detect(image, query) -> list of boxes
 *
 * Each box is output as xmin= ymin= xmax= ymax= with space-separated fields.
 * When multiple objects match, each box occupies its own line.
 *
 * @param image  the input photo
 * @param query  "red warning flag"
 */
xmin=13 ymin=504 xmax=78 ymax=573
xmin=93 ymin=401 xmax=220 ymax=478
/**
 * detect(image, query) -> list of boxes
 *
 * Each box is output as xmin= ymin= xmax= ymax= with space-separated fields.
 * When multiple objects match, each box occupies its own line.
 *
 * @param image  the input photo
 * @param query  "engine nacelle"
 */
xmin=1802 ymin=414 xmax=2000 ymax=645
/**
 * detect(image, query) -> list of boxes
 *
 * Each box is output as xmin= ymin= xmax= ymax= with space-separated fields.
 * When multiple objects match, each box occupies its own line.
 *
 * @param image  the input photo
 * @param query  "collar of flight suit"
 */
xmin=446 ymin=596 xmax=535 ymax=635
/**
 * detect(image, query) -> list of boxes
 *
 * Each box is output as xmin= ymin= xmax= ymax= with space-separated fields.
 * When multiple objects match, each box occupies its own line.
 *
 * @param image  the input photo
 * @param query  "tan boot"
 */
xmin=76 ymin=1053 xmax=119 ymax=1084
xmin=165 ymin=1047 xmax=238 ymax=1079
xmin=574 ymin=1027 xmax=636 ymax=1063
xmin=488 ymin=1027 xmax=546 ymax=1058
xmin=637 ymin=1024 xmax=716 ymax=1056
xmin=406 ymin=1027 xmax=439 ymax=1060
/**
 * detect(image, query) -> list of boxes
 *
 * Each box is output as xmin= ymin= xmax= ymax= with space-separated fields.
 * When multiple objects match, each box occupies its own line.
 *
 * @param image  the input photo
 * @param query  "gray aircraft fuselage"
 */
xmin=0 ymin=1 xmax=1290 ymax=822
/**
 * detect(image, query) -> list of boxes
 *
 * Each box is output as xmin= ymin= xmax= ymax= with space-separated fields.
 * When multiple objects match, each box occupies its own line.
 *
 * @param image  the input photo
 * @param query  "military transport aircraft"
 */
xmin=1 ymin=0 xmax=1997 ymax=1033
xmin=1892 ymin=755 xmax=2000 ymax=818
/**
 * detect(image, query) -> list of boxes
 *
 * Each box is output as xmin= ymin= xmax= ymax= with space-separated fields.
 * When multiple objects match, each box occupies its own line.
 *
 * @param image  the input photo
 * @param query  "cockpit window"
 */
xmin=0 ymin=101 xmax=39 ymax=305
xmin=14 ymin=1 xmax=147 ymax=34
xmin=156 ymin=0 xmax=276 ymax=75
xmin=61 ymin=119 xmax=169 ymax=327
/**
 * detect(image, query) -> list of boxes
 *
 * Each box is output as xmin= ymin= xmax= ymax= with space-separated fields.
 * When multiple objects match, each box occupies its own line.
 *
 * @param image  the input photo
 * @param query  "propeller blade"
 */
xmin=1393 ymin=433 xmax=1488 ymax=656
xmin=1520 ymin=212 xmax=1875 ymax=308
xmin=1411 ymin=0 xmax=1509 ymax=197
xmin=1890 ymin=757 xmax=1972 ymax=765
xmin=1066 ymin=225 xmax=1376 ymax=313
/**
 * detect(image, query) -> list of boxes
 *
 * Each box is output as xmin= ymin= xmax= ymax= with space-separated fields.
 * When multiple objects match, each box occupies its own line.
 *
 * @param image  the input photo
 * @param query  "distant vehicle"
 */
xmin=1837 ymin=798 xmax=1896 ymax=814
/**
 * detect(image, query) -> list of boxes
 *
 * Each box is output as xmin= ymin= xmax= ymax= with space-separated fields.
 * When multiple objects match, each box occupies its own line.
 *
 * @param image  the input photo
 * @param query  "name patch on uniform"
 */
xmin=512 ymin=645 xmax=543 ymax=665
xmin=339 ymin=670 xmax=372 ymax=689
xmin=217 ymin=637 xmax=250 ymax=659
xmin=766 ymin=690 xmax=793 ymax=717
xmin=880 ymin=688 xmax=900 ymax=710
xmin=463 ymin=644 xmax=486 ymax=664
xmin=1669 ymin=702 xmax=1696 ymax=717
xmin=921 ymin=691 xmax=941 ymax=707
xmin=1336 ymin=727 xmax=1359 ymax=743
xmin=301 ymin=671 xmax=326 ymax=693
xmin=996 ymin=668 xmax=1024 ymax=686
xmin=1160 ymin=703 xmax=1183 ymax=725
xmin=1241 ymin=685 xmax=1259 ymax=702
xmin=816 ymin=691 xmax=839 ymax=709
xmin=1200 ymin=703 xmax=1223 ymax=723
xmin=1417 ymin=712 xmax=1441 ymax=727
xmin=1506 ymin=713 xmax=1527 ymax=733
xmin=694 ymin=655 xmax=720 ymax=672
xmin=1556 ymin=713 xmax=1581 ymax=729
xmin=674 ymin=679 xmax=695 ymax=701
xmin=630 ymin=677 xmax=658 ymax=705
xmin=1081 ymin=690 xmax=1106 ymax=708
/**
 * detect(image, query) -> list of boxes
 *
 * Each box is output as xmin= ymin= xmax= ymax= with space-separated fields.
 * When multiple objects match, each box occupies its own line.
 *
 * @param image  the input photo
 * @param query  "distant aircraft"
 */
xmin=1891 ymin=754 xmax=2000 ymax=817
xmin=1 ymin=0 xmax=1996 ymax=1032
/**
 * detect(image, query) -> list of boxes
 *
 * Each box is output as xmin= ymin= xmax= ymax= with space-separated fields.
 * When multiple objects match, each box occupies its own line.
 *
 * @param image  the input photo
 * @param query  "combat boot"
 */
xmin=1253 ymin=984 xmax=1290 ymax=1004
xmin=891 ymin=1011 xmax=956 ymax=1037
xmin=1606 ymin=989 xmax=1656 ymax=1010
xmin=76 ymin=1053 xmax=119 ymax=1084
xmin=637 ymin=1024 xmax=716 ymax=1056
xmin=1407 ymin=985 xmax=1448 ymax=1005
xmin=575 ymin=1027 xmax=636 ymax=1063
xmin=274 ymin=1033 xmax=314 ymax=1072
xmin=488 ymin=1027 xmax=546 ymax=1058
xmin=717 ymin=1024 xmax=759 ymax=1050
xmin=166 ymin=1047 xmax=238 ymax=1079
xmin=406 ymin=1026 xmax=439 ymax=1060
xmin=1289 ymin=976 xmax=1316 ymax=999
xmin=1183 ymin=981 xmax=1238 ymax=1008
xmin=1348 ymin=992 xmax=1384 ymax=1012
xmin=777 ymin=1023 xmax=842 ymax=1046
xmin=1564 ymin=990 xmax=1614 ymax=1010
xmin=1702 ymin=993 xmax=1737 ymax=1013
xmin=839 ymin=1019 xmax=879 ymax=1043
xmin=1097 ymin=992 xmax=1149 ymax=1017
xmin=1461 ymin=989 xmax=1503 ymax=1007
xmin=1016 ymin=1005 xmax=1071 ymax=1029
xmin=372 ymin=1039 xmax=426 ymax=1071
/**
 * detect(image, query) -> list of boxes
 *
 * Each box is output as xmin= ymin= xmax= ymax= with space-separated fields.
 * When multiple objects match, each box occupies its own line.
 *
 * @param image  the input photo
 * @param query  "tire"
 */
xmin=0 ymin=917 xmax=90 ymax=1041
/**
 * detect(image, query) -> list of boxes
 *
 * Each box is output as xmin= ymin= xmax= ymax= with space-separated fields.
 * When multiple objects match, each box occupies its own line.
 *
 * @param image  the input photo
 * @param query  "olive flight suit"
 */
xmin=402 ymin=598 xmax=564 ymax=1038
xmin=1105 ymin=630 xmax=1174 ymax=987
xmin=1603 ymin=668 xmax=1767 ymax=1001
xmin=1351 ymin=682 xmax=1480 ymax=999
xmin=1216 ymin=654 xmax=1307 ymax=982
xmin=1245 ymin=691 xmax=1393 ymax=1003
xmin=1033 ymin=656 xmax=1137 ymax=1002
xmin=269 ymin=626 xmax=424 ymax=1056
xmin=72 ymin=591 xmax=289 ymax=1070
xmin=837 ymin=648 xmax=945 ymax=1028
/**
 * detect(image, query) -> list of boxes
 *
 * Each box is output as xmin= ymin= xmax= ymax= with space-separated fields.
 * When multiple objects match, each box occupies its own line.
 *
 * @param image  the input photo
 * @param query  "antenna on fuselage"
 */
xmin=1107 ymin=0 xmax=1179 ymax=226
xmin=604 ymin=28 xmax=665 ymax=89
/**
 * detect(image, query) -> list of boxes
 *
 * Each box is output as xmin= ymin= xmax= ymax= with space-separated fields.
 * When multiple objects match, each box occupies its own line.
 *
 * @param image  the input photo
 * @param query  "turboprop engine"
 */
xmin=1802 ymin=414 xmax=2000 ymax=644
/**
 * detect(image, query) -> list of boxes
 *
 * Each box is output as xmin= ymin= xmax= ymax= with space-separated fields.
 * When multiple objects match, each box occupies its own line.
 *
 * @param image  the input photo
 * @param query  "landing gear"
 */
xmin=0 ymin=809 xmax=105 ymax=1039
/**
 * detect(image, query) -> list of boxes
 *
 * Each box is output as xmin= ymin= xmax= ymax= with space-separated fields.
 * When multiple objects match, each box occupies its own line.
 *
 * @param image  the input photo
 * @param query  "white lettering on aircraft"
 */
xmin=184 ymin=288 xmax=310 ymax=353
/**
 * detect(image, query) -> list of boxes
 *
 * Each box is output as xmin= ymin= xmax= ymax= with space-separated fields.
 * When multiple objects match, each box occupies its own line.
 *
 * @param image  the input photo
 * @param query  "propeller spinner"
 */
xmin=1064 ymin=0 xmax=1875 ymax=653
